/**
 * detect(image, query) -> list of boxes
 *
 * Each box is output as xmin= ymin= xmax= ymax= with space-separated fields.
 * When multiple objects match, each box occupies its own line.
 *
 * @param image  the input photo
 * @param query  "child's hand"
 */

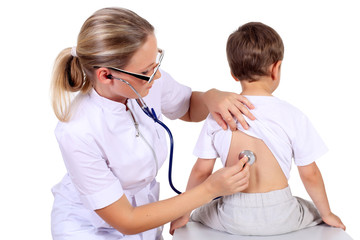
xmin=170 ymin=215 xmax=190 ymax=235
xmin=322 ymin=212 xmax=346 ymax=230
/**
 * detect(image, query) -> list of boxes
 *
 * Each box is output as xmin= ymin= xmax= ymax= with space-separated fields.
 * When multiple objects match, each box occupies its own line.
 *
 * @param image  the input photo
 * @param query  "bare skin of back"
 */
xmin=226 ymin=130 xmax=288 ymax=193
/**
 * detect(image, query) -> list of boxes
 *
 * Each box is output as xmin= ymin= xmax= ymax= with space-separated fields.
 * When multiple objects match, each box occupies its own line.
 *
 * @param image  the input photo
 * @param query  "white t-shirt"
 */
xmin=193 ymin=96 xmax=328 ymax=180
xmin=52 ymin=69 xmax=191 ymax=218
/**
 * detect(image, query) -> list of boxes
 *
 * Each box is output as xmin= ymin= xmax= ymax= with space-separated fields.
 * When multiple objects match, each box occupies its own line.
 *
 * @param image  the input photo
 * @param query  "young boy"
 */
xmin=170 ymin=22 xmax=345 ymax=236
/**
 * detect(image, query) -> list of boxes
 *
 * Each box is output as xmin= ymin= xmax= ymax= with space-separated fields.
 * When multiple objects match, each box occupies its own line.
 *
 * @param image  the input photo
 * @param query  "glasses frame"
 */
xmin=94 ymin=49 xmax=164 ymax=84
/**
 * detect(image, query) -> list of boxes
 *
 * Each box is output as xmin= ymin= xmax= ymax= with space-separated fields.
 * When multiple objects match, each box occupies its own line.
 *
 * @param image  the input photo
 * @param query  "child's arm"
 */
xmin=298 ymin=162 xmax=346 ymax=230
xmin=186 ymin=158 xmax=217 ymax=195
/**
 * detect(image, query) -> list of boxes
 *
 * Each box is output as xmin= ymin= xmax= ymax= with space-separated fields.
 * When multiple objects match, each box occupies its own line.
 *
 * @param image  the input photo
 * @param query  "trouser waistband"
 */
xmin=222 ymin=186 xmax=293 ymax=207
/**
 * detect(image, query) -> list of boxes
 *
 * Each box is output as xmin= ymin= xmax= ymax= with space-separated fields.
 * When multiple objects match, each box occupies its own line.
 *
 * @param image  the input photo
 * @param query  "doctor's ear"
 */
xmin=96 ymin=68 xmax=113 ymax=84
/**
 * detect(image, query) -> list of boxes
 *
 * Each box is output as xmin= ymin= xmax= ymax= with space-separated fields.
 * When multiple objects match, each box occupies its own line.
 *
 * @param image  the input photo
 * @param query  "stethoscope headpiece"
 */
xmin=239 ymin=150 xmax=256 ymax=165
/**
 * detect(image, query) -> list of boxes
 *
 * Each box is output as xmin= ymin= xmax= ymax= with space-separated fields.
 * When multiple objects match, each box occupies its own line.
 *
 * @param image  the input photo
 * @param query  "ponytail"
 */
xmin=50 ymin=48 xmax=91 ymax=122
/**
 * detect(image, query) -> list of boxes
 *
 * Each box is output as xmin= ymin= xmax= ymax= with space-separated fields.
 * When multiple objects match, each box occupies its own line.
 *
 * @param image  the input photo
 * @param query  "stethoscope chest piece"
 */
xmin=239 ymin=150 xmax=256 ymax=165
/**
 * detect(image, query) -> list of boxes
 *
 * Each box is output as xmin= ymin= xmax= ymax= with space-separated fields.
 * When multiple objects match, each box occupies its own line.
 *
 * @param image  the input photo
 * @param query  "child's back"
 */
xmin=226 ymin=97 xmax=290 ymax=194
xmin=227 ymin=127 xmax=287 ymax=193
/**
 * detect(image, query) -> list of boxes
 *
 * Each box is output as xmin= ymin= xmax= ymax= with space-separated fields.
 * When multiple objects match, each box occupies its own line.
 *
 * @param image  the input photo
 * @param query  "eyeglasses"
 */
xmin=94 ymin=49 xmax=164 ymax=84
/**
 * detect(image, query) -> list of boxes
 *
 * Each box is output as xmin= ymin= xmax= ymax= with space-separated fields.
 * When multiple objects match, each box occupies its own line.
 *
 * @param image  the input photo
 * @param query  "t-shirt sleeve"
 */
xmin=159 ymin=70 xmax=192 ymax=120
xmin=193 ymin=116 xmax=220 ymax=159
xmin=292 ymin=113 xmax=329 ymax=166
xmin=57 ymin=127 xmax=124 ymax=210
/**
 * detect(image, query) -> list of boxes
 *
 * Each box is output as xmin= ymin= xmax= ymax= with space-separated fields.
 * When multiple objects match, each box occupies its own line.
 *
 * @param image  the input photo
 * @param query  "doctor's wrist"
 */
xmin=200 ymin=177 xmax=221 ymax=200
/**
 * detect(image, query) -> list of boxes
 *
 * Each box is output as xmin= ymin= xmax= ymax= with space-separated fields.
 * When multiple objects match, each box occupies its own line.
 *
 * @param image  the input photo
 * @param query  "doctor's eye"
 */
xmin=141 ymin=70 xmax=150 ymax=75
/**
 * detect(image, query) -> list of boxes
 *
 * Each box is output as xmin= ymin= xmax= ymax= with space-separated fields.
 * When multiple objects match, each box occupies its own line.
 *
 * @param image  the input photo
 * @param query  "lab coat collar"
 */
xmin=89 ymin=88 xmax=127 ymax=113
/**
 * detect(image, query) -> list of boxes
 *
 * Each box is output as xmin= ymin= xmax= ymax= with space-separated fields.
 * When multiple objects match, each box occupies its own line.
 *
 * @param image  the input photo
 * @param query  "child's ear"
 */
xmin=231 ymin=72 xmax=240 ymax=82
xmin=270 ymin=60 xmax=282 ymax=81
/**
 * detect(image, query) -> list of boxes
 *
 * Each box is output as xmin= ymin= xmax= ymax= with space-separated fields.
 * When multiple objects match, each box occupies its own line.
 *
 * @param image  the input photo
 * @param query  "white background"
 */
xmin=0 ymin=0 xmax=359 ymax=239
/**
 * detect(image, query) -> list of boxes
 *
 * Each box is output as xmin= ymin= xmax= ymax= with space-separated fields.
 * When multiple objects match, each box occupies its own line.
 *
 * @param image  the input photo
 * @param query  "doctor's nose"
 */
xmin=153 ymin=69 xmax=161 ymax=81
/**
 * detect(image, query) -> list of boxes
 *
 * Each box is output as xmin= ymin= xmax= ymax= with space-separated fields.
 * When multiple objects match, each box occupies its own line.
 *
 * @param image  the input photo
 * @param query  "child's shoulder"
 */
xmin=204 ymin=114 xmax=226 ymax=132
xmin=246 ymin=95 xmax=305 ymax=116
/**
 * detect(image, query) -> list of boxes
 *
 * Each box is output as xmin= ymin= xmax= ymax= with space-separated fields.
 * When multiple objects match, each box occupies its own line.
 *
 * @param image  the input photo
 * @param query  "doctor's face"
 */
xmin=110 ymin=34 xmax=162 ymax=101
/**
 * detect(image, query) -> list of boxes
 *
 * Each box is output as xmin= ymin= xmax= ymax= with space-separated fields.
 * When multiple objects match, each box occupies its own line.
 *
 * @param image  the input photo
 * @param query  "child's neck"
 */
xmin=240 ymin=83 xmax=274 ymax=96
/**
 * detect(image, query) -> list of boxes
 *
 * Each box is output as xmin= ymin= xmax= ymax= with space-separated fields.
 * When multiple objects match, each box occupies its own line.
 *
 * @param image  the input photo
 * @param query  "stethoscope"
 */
xmin=107 ymin=72 xmax=182 ymax=194
xmin=239 ymin=150 xmax=256 ymax=165
xmin=112 ymin=76 xmax=257 ymax=196
xmin=106 ymin=66 xmax=256 ymax=195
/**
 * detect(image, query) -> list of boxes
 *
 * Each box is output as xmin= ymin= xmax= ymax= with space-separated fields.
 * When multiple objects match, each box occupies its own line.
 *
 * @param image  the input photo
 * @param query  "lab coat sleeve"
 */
xmin=159 ymin=70 xmax=192 ymax=120
xmin=57 ymin=128 xmax=124 ymax=210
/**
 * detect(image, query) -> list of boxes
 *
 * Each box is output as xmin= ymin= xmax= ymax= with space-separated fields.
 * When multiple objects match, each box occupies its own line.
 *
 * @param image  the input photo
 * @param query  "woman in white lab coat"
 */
xmin=50 ymin=7 xmax=252 ymax=240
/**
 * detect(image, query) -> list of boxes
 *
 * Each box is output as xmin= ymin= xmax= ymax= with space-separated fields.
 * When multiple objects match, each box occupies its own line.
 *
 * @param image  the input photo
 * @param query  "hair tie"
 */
xmin=71 ymin=46 xmax=78 ymax=57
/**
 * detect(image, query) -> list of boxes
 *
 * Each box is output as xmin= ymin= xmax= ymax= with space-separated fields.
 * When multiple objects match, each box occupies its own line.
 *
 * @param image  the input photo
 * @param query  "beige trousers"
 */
xmin=191 ymin=187 xmax=322 ymax=236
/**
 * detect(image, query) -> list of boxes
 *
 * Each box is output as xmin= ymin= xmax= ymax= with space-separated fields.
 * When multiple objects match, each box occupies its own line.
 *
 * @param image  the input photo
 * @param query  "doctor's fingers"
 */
xmin=218 ymin=168 xmax=250 ymax=196
xmin=235 ymin=94 xmax=255 ymax=110
xmin=220 ymin=103 xmax=254 ymax=131
xmin=228 ymin=156 xmax=249 ymax=174
xmin=220 ymin=105 xmax=241 ymax=131
xmin=230 ymin=164 xmax=250 ymax=190
xmin=231 ymin=163 xmax=250 ymax=181
xmin=234 ymin=175 xmax=250 ymax=192
xmin=231 ymin=100 xmax=256 ymax=130
xmin=211 ymin=112 xmax=230 ymax=131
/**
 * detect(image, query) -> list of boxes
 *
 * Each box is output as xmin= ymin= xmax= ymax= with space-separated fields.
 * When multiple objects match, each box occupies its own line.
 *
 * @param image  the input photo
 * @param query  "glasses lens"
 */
xmin=148 ymin=65 xmax=159 ymax=83
xmin=148 ymin=50 xmax=164 ymax=83
xmin=155 ymin=52 xmax=161 ymax=64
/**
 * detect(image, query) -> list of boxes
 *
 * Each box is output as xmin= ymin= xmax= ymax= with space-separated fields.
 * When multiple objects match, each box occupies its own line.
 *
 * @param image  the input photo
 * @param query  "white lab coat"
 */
xmin=51 ymin=69 xmax=192 ymax=240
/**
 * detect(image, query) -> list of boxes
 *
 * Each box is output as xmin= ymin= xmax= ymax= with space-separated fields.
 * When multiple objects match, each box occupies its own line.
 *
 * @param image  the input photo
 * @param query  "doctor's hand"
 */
xmin=204 ymin=156 xmax=250 ymax=198
xmin=203 ymin=89 xmax=255 ymax=131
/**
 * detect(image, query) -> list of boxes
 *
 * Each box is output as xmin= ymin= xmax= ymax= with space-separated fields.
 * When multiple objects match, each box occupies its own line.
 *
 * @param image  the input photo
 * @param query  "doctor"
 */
xmin=50 ymin=7 xmax=252 ymax=240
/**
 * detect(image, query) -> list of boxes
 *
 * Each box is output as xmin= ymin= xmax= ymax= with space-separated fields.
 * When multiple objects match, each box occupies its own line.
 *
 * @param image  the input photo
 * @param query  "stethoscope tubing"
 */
xmin=116 ymin=76 xmax=257 ymax=198
xmin=151 ymin=113 xmax=181 ymax=194
xmin=110 ymin=75 xmax=182 ymax=194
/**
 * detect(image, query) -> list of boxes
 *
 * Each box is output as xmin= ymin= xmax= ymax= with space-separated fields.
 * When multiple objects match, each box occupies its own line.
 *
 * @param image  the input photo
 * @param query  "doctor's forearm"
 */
xmin=96 ymin=183 xmax=214 ymax=235
xmin=134 ymin=183 xmax=215 ymax=231
xmin=97 ymin=158 xmax=249 ymax=235
xmin=180 ymin=91 xmax=208 ymax=122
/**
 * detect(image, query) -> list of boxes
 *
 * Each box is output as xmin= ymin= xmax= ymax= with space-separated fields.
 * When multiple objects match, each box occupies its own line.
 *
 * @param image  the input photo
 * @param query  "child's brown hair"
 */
xmin=226 ymin=22 xmax=284 ymax=81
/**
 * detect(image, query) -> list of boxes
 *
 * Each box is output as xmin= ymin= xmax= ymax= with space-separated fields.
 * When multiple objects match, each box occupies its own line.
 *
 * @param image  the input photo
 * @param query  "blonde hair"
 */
xmin=50 ymin=7 xmax=154 ymax=121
